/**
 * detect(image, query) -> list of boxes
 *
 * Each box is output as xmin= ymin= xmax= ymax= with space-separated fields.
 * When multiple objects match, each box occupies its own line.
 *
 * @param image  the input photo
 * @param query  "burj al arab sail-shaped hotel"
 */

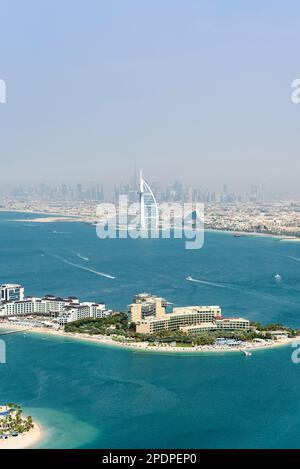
xmin=139 ymin=171 xmax=159 ymax=230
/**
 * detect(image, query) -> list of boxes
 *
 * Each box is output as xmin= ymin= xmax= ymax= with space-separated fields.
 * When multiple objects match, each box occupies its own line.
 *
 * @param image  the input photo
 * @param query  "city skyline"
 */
xmin=1 ymin=1 xmax=300 ymax=191
xmin=0 ymin=177 xmax=279 ymax=203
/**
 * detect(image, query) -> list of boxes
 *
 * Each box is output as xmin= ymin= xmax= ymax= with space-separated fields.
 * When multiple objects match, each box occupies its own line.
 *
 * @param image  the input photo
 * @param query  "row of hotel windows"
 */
xmin=137 ymin=313 xmax=250 ymax=334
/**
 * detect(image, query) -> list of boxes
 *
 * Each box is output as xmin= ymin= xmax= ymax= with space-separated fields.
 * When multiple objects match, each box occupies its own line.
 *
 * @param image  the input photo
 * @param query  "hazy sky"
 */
xmin=1 ymin=1 xmax=300 ymax=193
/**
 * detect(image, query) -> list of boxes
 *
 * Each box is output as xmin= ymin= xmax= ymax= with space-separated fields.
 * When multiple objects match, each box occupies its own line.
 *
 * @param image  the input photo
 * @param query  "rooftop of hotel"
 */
xmin=180 ymin=322 xmax=217 ymax=331
xmin=132 ymin=293 xmax=167 ymax=302
xmin=0 ymin=283 xmax=22 ymax=288
xmin=136 ymin=309 xmax=250 ymax=327
xmin=216 ymin=317 xmax=249 ymax=321
xmin=136 ymin=308 xmax=223 ymax=324
xmin=173 ymin=305 xmax=221 ymax=312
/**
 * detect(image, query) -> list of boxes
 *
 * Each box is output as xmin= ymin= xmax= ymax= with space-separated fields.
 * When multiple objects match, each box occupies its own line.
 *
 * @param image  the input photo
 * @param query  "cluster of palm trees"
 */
xmin=0 ymin=403 xmax=34 ymax=435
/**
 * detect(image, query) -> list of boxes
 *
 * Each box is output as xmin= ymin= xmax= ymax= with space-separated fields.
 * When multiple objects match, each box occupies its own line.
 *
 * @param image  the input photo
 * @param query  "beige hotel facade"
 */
xmin=128 ymin=293 xmax=250 ymax=336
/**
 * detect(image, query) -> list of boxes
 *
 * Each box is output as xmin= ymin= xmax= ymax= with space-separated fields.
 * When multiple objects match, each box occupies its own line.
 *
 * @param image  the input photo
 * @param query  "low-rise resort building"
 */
xmin=0 ymin=283 xmax=112 ymax=326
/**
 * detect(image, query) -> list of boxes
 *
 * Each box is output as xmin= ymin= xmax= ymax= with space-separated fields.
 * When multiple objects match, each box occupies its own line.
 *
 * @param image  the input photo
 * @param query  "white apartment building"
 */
xmin=0 ymin=284 xmax=24 ymax=302
xmin=0 ymin=296 xmax=78 ymax=317
xmin=0 ymin=299 xmax=36 ymax=316
xmin=58 ymin=302 xmax=110 ymax=326
xmin=0 ymin=283 xmax=111 ymax=326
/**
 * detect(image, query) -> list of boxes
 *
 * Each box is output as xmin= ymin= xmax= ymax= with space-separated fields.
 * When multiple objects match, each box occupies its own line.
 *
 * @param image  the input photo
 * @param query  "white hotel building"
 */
xmin=0 ymin=284 xmax=111 ymax=325
xmin=0 ymin=284 xmax=24 ymax=302
xmin=58 ymin=302 xmax=111 ymax=326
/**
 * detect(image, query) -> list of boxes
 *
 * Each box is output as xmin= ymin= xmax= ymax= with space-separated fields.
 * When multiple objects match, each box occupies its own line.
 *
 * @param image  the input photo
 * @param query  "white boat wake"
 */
xmin=286 ymin=255 xmax=300 ymax=263
xmin=186 ymin=276 xmax=236 ymax=290
xmin=76 ymin=253 xmax=90 ymax=261
xmin=49 ymin=253 xmax=115 ymax=279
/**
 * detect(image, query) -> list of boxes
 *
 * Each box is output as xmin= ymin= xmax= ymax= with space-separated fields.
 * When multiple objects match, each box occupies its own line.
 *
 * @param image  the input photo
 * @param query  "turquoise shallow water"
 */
xmin=1 ymin=211 xmax=300 ymax=448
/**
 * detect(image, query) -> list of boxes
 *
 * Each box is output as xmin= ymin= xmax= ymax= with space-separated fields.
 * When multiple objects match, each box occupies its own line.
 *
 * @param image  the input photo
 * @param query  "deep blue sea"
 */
xmin=1 ymin=211 xmax=300 ymax=448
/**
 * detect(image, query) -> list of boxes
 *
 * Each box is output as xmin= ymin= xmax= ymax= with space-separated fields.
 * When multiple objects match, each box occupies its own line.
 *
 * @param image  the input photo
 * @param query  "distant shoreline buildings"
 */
xmin=1 ymin=173 xmax=300 ymax=237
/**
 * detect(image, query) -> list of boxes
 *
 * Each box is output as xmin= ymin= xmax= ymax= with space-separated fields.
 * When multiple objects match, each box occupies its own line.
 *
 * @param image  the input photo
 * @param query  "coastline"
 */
xmin=15 ymin=216 xmax=83 ymax=223
xmin=0 ymin=208 xmax=300 ymax=240
xmin=0 ymin=321 xmax=298 ymax=355
xmin=0 ymin=208 xmax=83 ymax=223
xmin=0 ymin=422 xmax=42 ymax=449
xmin=205 ymin=228 xmax=300 ymax=241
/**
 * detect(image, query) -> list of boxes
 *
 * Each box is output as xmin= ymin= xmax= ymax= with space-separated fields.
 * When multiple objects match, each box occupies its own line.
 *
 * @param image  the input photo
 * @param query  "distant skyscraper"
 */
xmin=76 ymin=184 xmax=82 ymax=200
xmin=250 ymin=185 xmax=260 ymax=201
xmin=187 ymin=186 xmax=193 ymax=203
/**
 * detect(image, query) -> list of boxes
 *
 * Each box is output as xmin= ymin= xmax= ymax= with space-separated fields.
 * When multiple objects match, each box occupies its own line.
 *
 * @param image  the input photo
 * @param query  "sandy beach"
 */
xmin=14 ymin=216 xmax=82 ymax=223
xmin=206 ymin=228 xmax=300 ymax=241
xmin=0 ymin=321 xmax=298 ymax=354
xmin=0 ymin=423 xmax=42 ymax=449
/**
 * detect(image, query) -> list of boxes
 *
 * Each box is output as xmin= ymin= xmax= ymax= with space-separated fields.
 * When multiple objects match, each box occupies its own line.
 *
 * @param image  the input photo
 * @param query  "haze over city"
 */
xmin=0 ymin=1 xmax=300 ymax=194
